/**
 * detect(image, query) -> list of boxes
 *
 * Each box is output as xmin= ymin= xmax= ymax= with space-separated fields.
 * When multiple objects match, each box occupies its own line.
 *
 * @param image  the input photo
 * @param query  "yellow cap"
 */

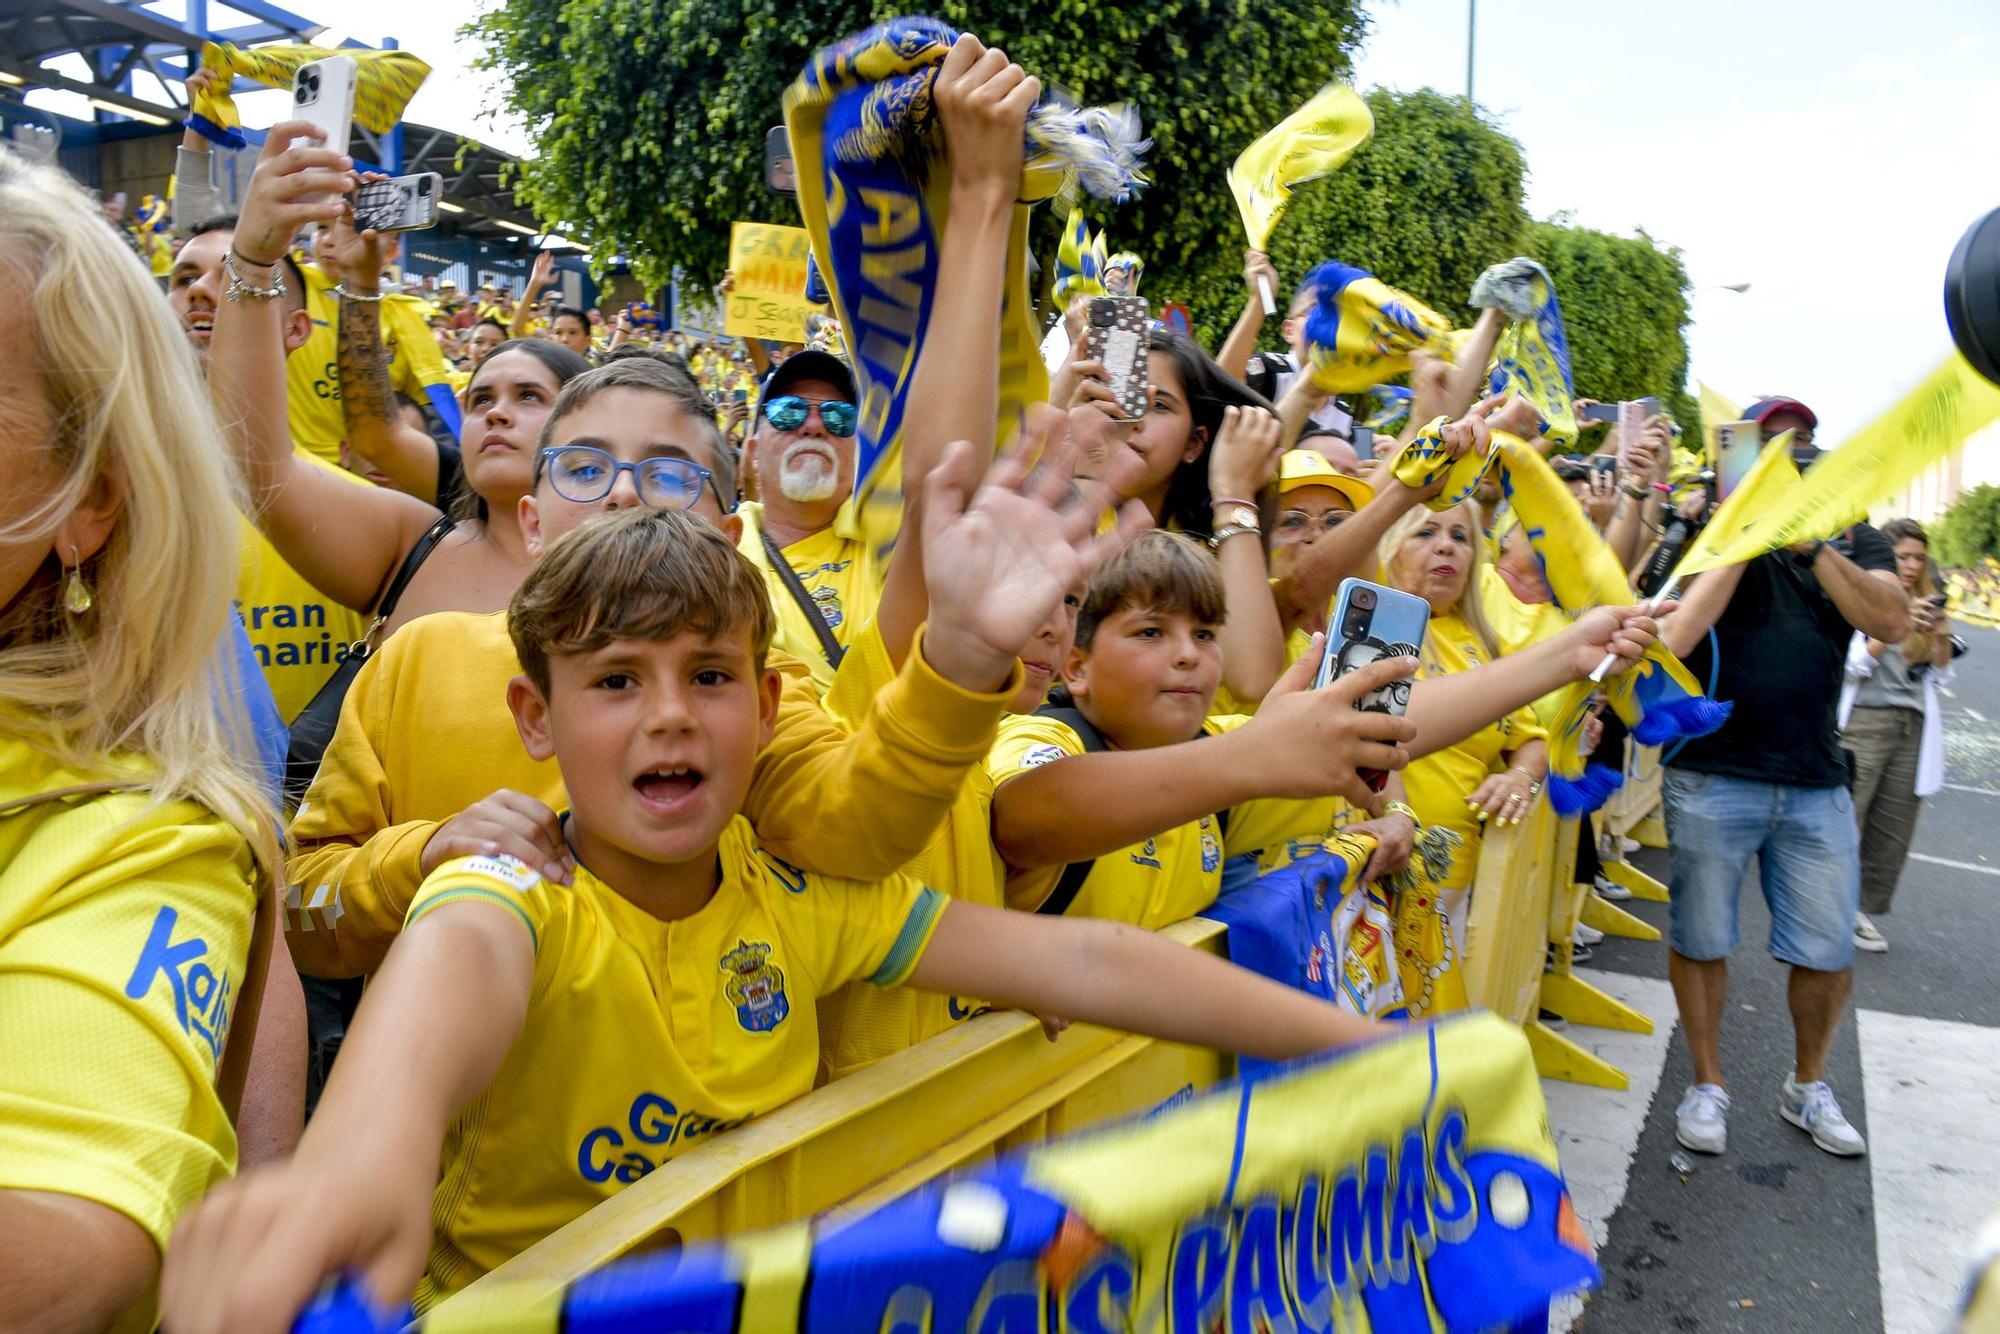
xmin=1278 ymin=449 xmax=1375 ymax=511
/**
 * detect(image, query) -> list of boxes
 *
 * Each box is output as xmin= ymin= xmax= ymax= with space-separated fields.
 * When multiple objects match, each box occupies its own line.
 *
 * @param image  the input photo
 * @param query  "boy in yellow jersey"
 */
xmin=160 ymin=507 xmax=1402 ymax=1327
xmin=282 ymin=358 xmax=1039 ymax=981
xmin=991 ymin=532 xmax=1673 ymax=930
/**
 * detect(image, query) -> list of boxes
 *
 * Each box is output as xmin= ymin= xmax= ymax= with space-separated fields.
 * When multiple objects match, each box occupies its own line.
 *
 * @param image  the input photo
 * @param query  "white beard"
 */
xmin=776 ymin=445 xmax=840 ymax=503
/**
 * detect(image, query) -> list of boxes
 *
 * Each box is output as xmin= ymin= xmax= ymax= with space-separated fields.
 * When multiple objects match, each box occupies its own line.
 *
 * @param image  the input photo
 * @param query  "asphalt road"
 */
xmin=1556 ymin=624 xmax=2000 ymax=1333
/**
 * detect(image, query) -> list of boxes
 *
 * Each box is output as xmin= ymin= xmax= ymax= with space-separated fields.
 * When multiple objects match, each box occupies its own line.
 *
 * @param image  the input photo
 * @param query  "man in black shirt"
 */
xmin=1656 ymin=397 xmax=1909 ymax=1162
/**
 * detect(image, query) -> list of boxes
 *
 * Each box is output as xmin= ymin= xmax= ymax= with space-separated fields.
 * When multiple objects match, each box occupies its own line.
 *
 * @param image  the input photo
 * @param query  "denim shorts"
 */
xmin=1660 ymin=768 xmax=1860 ymax=971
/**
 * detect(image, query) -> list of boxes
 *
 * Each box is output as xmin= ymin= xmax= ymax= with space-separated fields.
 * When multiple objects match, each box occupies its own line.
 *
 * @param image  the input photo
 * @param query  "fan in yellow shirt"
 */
xmin=405 ymin=820 xmax=945 ymax=1303
xmin=0 ymin=741 xmax=258 ymax=1334
xmin=735 ymin=351 xmax=882 ymax=691
xmin=234 ymin=452 xmax=371 ymax=724
xmin=161 ymin=505 xmax=1391 ymax=1331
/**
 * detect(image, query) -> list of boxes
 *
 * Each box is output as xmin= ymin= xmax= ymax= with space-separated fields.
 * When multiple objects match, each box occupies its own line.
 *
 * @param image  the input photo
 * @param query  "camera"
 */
xmin=1947 ymin=207 xmax=2000 ymax=386
xmin=294 ymin=70 xmax=320 ymax=105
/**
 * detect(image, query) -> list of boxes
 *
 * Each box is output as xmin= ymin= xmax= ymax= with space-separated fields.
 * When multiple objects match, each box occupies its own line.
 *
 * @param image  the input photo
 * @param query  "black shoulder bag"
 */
xmin=283 ymin=516 xmax=455 ymax=807
xmin=760 ymin=528 xmax=846 ymax=671
xmin=1029 ymin=703 xmax=1231 ymax=917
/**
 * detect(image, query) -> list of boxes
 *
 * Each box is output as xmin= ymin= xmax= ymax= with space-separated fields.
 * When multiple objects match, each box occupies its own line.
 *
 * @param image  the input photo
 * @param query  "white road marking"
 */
xmin=1945 ymin=783 xmax=2000 ymax=798
xmin=1541 ymin=970 xmax=1678 ymax=1334
xmin=1907 ymin=852 xmax=2000 ymax=877
xmin=1859 ymin=1009 xmax=2000 ymax=1334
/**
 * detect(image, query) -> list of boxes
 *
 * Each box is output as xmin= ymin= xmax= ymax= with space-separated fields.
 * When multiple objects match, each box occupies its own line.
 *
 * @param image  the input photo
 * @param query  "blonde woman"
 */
xmin=1376 ymin=501 xmax=1548 ymax=1015
xmin=0 ymin=148 xmax=290 ymax=1331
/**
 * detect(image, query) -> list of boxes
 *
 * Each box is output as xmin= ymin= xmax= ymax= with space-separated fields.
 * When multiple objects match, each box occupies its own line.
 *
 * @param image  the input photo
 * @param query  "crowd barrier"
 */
xmin=427 ymin=918 xmax=1235 ymax=1324
xmin=427 ymin=751 xmax=1677 ymax=1325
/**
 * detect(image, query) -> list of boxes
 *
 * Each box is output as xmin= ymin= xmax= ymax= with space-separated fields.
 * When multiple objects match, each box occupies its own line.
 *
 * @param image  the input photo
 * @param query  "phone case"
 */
xmin=291 ymin=56 xmax=357 ymax=159
xmin=352 ymin=174 xmax=442 ymax=233
xmin=1315 ymin=578 xmax=1431 ymax=790
xmin=1085 ymin=295 xmax=1150 ymax=420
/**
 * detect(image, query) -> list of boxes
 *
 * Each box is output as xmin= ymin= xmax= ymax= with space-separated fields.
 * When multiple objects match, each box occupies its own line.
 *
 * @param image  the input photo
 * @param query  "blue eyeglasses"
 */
xmin=762 ymin=394 xmax=858 ymax=437
xmin=535 ymin=445 xmax=721 ymax=511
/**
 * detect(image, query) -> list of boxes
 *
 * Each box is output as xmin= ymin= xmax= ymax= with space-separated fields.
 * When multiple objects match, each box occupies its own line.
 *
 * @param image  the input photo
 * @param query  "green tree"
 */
xmin=471 ymin=0 xmax=1367 ymax=312
xmin=1523 ymin=217 xmax=1695 ymax=433
xmin=1934 ymin=482 xmax=2000 ymax=567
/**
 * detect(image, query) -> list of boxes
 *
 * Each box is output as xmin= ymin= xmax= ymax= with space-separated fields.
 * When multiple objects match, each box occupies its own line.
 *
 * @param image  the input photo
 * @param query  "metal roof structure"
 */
xmin=0 ymin=0 xmax=545 ymax=241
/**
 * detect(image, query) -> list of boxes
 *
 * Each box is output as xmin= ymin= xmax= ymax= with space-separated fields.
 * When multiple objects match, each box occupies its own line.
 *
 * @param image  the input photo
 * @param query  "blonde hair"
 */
xmin=0 ymin=148 xmax=277 ymax=872
xmin=1378 ymin=501 xmax=1502 ymax=663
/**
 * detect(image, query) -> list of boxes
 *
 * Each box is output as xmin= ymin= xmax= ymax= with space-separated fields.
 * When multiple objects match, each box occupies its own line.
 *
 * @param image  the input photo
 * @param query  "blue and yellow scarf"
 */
xmin=783 ymin=18 xmax=1147 ymax=558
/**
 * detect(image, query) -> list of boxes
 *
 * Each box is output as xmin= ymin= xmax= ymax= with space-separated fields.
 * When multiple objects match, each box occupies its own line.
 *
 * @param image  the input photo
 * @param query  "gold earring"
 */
xmin=62 ymin=546 xmax=92 ymax=616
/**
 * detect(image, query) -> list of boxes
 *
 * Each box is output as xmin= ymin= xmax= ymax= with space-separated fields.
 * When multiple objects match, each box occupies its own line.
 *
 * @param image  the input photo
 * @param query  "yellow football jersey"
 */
xmin=234 ymin=451 xmax=371 ymax=723
xmin=404 ymin=819 xmax=944 ymax=1305
xmin=986 ymin=713 xmax=1348 ymax=928
xmin=0 ymin=739 xmax=257 ymax=1333
xmin=816 ymin=623 xmax=1010 ymax=1079
xmin=736 ymin=499 xmax=882 ymax=694
xmin=1399 ymin=611 xmax=1547 ymax=887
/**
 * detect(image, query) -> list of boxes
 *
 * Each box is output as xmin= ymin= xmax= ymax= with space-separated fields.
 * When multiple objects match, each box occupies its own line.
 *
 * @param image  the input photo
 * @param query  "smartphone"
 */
xmin=1084 ymin=295 xmax=1150 ymax=421
xmin=763 ymin=125 xmax=796 ymax=197
xmin=1578 ymin=402 xmax=1621 ymax=424
xmin=352 ymin=172 xmax=442 ymax=233
xmin=1314 ymin=578 xmax=1431 ymax=792
xmin=1350 ymin=425 xmax=1375 ymax=460
xmin=290 ymin=55 xmax=357 ymax=161
xmin=1589 ymin=454 xmax=1618 ymax=477
xmin=731 ymin=388 xmax=749 ymax=404
xmin=1713 ymin=419 xmax=1761 ymax=502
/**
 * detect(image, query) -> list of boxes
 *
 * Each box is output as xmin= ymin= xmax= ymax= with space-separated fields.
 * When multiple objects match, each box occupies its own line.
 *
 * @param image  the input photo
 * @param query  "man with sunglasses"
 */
xmin=737 ymin=349 xmax=876 ymax=691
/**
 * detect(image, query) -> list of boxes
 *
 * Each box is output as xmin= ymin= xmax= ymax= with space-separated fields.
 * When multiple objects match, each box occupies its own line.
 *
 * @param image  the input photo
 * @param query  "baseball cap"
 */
xmin=1278 ymin=449 xmax=1375 ymax=511
xmin=758 ymin=348 xmax=857 ymax=414
xmin=1743 ymin=396 xmax=1820 ymax=467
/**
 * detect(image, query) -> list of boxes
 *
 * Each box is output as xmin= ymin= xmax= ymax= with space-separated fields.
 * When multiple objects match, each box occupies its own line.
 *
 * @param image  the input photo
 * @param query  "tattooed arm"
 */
xmin=331 ymin=208 xmax=446 ymax=503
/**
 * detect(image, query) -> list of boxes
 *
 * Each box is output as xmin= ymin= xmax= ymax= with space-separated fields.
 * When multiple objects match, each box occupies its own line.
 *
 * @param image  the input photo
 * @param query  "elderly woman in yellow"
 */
xmin=1377 ymin=501 xmax=1549 ymax=1015
xmin=0 ymin=149 xmax=281 ymax=1331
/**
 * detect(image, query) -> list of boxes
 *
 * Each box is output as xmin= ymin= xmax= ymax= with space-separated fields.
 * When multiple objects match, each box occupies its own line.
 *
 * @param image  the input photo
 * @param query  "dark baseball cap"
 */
xmin=758 ymin=349 xmax=856 ymax=414
xmin=1744 ymin=396 xmax=1820 ymax=468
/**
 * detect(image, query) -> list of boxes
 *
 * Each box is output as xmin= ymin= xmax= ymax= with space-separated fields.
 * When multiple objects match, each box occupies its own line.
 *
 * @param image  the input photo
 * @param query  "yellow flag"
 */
xmin=1228 ymin=84 xmax=1375 ymax=250
xmin=1675 ymin=356 xmax=2000 ymax=575
xmin=189 ymin=41 xmax=432 ymax=151
xmin=1697 ymin=380 xmax=1743 ymax=455
xmin=1670 ymin=432 xmax=1798 ymax=578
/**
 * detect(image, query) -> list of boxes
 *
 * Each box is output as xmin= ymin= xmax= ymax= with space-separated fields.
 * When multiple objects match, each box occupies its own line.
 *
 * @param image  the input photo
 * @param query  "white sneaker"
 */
xmin=1853 ymin=913 xmax=1888 ymax=953
xmin=1780 ymin=1078 xmax=1867 ymax=1156
xmin=1593 ymin=874 xmax=1633 ymax=902
xmin=1675 ymin=1083 xmax=1731 ymax=1154
xmin=1573 ymin=922 xmax=1605 ymax=946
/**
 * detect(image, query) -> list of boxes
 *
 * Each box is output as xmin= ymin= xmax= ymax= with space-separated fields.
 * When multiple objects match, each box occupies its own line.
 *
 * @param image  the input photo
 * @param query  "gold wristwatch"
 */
xmin=1214 ymin=503 xmax=1259 ymax=531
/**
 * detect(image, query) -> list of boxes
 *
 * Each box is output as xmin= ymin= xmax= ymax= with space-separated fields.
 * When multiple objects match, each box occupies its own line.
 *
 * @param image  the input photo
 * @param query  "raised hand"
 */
xmin=1566 ymin=603 xmax=1665 ymax=679
xmin=528 ymin=248 xmax=556 ymax=296
xmin=328 ymin=173 xmax=390 ymax=286
xmin=1244 ymin=249 xmax=1280 ymax=306
xmin=919 ymin=420 xmax=1151 ymax=690
xmin=933 ymin=33 xmax=1038 ymax=203
xmin=1209 ymin=404 xmax=1284 ymax=500
xmin=236 ymin=121 xmax=354 ymax=266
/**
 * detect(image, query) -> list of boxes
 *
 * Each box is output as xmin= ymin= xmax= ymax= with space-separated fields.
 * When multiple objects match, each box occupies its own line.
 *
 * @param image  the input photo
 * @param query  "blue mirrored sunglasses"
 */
xmin=762 ymin=394 xmax=858 ymax=437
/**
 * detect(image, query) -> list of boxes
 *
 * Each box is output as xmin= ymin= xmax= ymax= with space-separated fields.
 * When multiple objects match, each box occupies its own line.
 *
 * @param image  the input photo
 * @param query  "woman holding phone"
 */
xmin=1840 ymin=517 xmax=1956 ymax=954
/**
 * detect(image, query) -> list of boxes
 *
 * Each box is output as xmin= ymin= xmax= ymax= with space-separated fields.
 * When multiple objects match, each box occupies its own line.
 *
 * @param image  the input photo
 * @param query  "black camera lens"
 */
xmin=1354 ymin=587 xmax=1377 ymax=609
xmin=1089 ymin=300 xmax=1117 ymax=328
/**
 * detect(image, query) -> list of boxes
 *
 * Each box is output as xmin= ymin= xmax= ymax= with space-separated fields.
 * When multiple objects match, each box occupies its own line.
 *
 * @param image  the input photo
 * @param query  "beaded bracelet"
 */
xmin=223 ymin=249 xmax=286 ymax=302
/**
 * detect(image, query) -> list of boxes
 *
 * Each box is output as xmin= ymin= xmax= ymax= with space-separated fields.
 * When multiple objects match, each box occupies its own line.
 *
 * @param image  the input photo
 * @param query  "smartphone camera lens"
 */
xmin=1354 ymin=587 xmax=1377 ymax=609
xmin=1089 ymin=301 xmax=1116 ymax=328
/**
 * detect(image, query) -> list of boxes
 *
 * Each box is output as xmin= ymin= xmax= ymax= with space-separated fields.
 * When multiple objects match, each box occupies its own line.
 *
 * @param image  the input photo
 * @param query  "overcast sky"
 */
xmin=64 ymin=1 xmax=2000 ymax=439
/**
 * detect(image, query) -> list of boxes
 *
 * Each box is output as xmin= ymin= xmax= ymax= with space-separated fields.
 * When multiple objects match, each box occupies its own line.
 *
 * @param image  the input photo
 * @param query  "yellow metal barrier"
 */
xmin=1462 ymin=796 xmax=1656 ymax=1091
xmin=429 ymin=918 xmax=1234 ymax=1323
xmin=1598 ymin=741 xmax=1669 ymax=901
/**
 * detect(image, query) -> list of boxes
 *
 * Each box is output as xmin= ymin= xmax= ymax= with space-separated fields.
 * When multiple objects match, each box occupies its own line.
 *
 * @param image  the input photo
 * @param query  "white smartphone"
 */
xmin=291 ymin=55 xmax=357 ymax=163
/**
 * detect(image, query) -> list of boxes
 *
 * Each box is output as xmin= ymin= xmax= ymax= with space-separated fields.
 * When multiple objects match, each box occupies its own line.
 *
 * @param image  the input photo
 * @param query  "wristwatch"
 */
xmin=1213 ymin=502 xmax=1259 ymax=531
xmin=1209 ymin=523 xmax=1259 ymax=550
